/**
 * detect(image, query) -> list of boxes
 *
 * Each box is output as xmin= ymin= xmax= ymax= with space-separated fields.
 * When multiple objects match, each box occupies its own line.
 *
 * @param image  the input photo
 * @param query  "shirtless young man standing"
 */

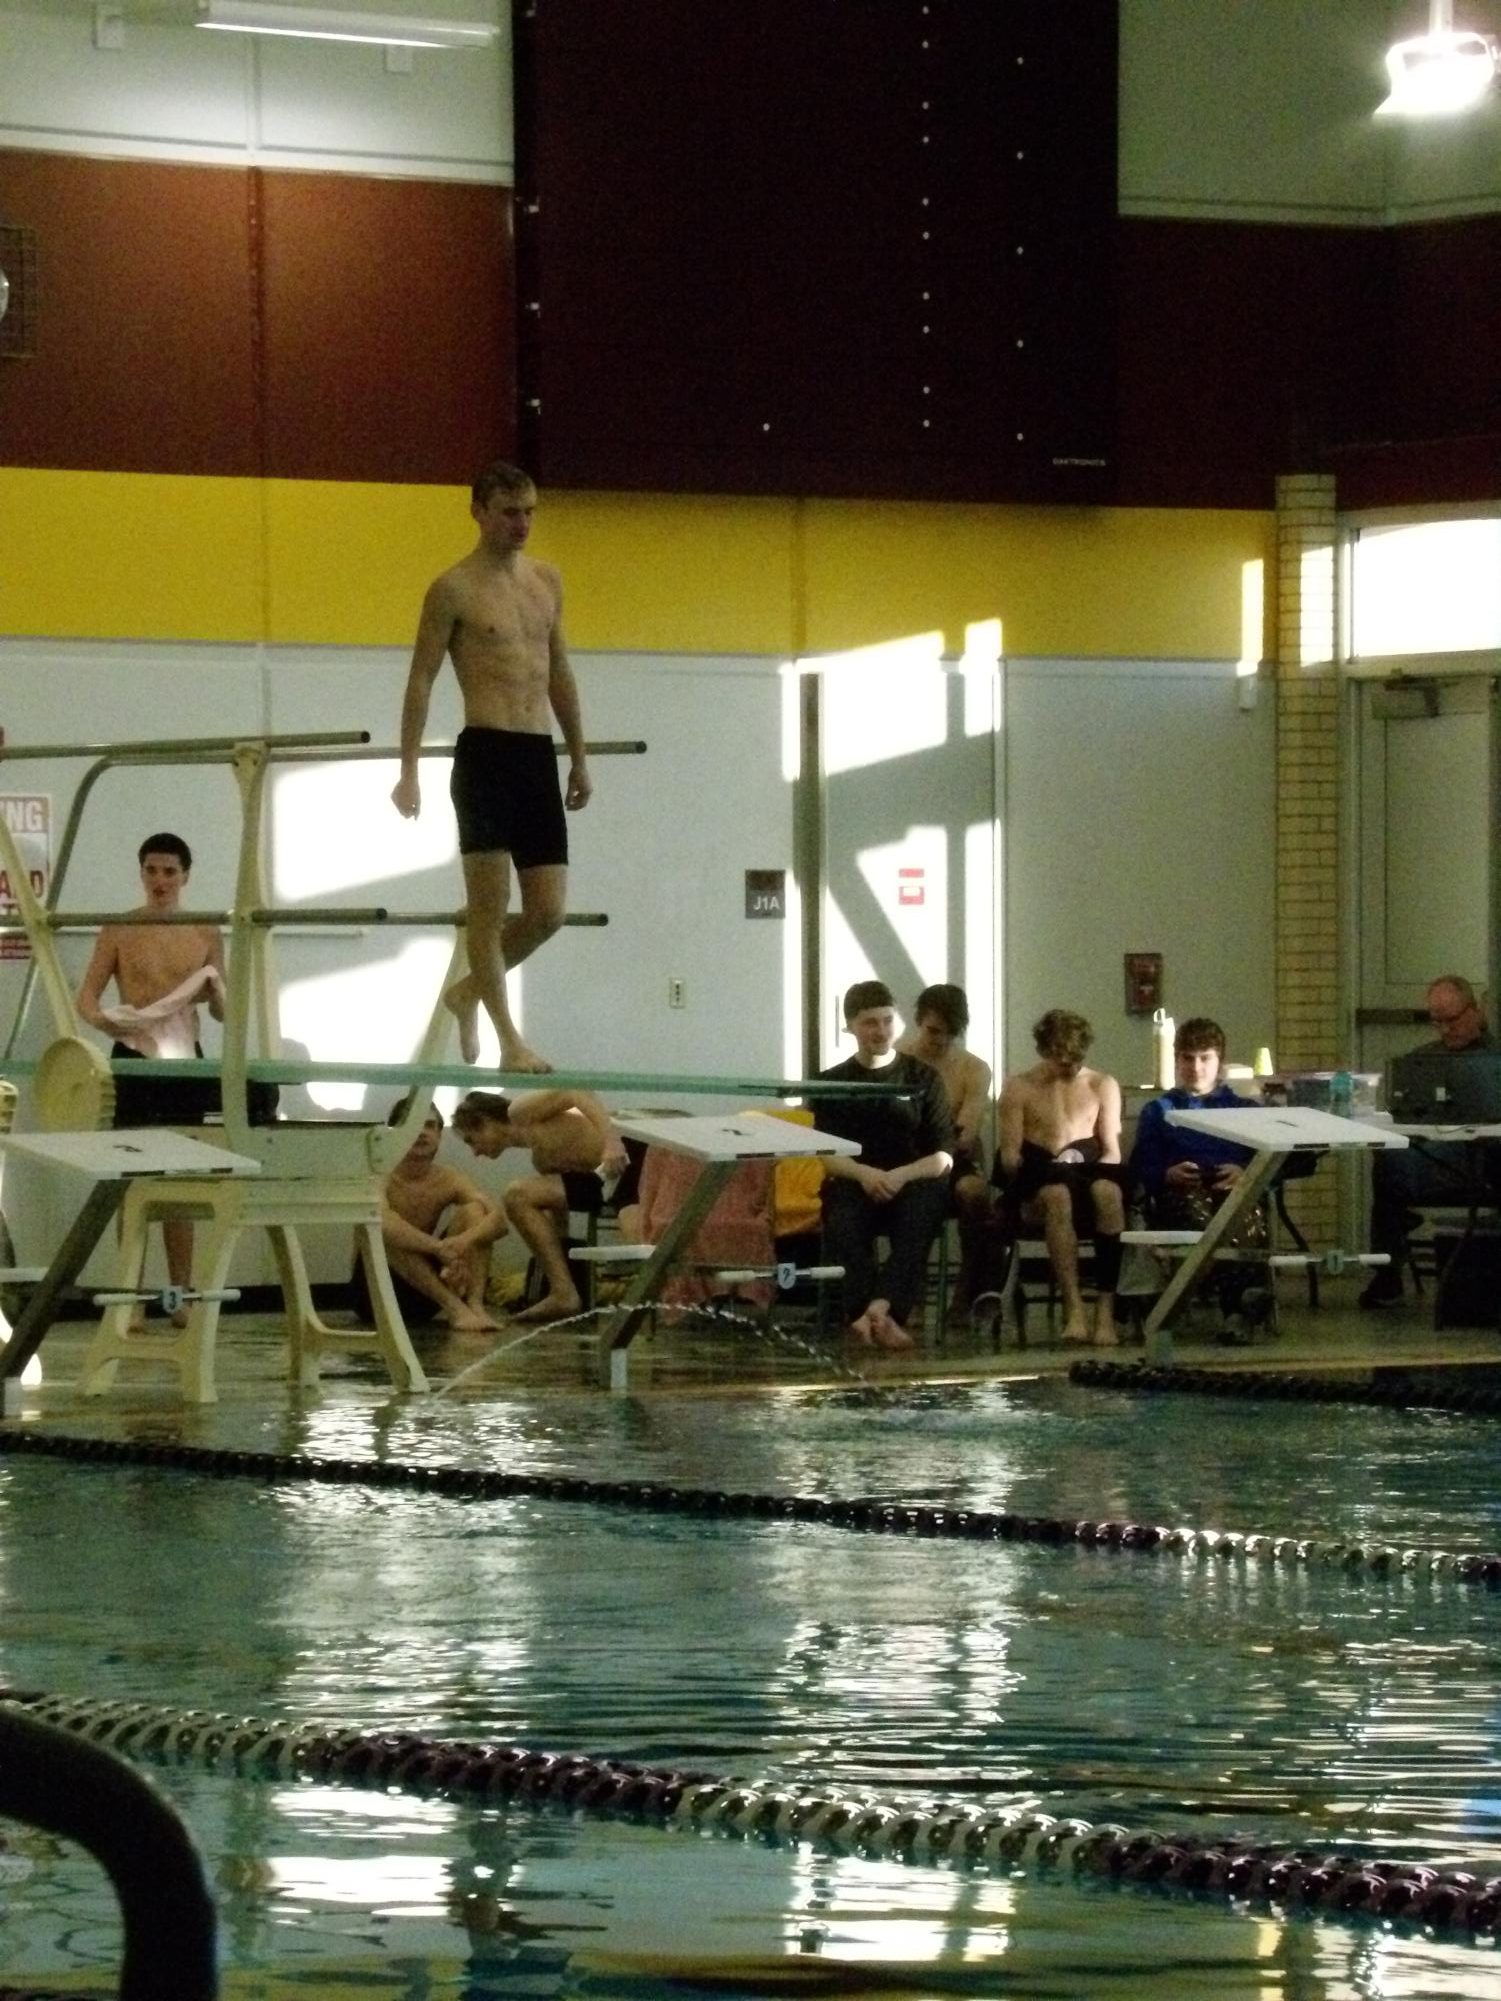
xmin=392 ymin=461 xmax=590 ymax=1074
xmin=996 ymin=1008 xmax=1124 ymax=1345
xmin=75 ymin=833 xmax=226 ymax=1316
xmin=451 ymin=1089 xmax=630 ymax=1323
xmin=359 ymin=1101 xmax=508 ymax=1334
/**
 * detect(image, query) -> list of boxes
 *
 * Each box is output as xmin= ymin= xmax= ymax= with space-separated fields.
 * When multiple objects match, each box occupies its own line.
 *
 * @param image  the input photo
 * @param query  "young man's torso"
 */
xmin=106 ymin=916 xmax=219 ymax=1011
xmin=1012 ymin=1063 xmax=1112 ymax=1154
xmin=443 ymin=552 xmax=561 ymax=734
xmin=387 ymin=1160 xmax=472 ymax=1236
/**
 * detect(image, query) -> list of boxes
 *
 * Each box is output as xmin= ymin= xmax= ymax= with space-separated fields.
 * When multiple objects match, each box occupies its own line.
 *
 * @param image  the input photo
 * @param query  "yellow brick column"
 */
xmin=1274 ymin=473 xmax=1340 ymax=1245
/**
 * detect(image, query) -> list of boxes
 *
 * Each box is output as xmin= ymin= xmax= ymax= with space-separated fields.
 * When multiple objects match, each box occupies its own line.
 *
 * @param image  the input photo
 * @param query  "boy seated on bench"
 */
xmin=1130 ymin=1015 xmax=1272 ymax=1338
xmin=352 ymin=1098 xmax=508 ymax=1334
xmin=996 ymin=1009 xmax=1125 ymax=1345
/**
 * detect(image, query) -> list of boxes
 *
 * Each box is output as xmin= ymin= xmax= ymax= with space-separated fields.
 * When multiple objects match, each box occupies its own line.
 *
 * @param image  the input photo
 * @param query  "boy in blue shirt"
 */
xmin=1131 ymin=1016 xmax=1271 ymax=1337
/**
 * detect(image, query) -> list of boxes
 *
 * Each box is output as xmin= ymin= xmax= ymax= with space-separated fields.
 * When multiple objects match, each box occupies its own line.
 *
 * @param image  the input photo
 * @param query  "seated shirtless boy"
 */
xmin=452 ymin=1088 xmax=633 ymax=1323
xmin=354 ymin=1100 xmax=508 ymax=1334
xmin=995 ymin=1008 xmax=1124 ymax=1345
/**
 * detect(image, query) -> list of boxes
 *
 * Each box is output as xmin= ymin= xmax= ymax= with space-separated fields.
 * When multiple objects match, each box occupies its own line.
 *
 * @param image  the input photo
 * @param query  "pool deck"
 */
xmin=9 ymin=1278 xmax=1501 ymax=1423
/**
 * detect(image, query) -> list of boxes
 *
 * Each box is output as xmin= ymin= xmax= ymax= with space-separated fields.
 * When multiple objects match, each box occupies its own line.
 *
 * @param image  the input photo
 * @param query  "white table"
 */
xmin=0 ymin=1129 xmax=261 ymax=1412
xmin=1145 ymin=1107 xmax=1408 ymax=1360
xmin=599 ymin=1114 xmax=861 ymax=1389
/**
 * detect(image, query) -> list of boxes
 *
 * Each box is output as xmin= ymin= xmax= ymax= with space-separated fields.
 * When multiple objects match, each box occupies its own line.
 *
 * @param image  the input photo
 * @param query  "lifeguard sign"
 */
xmin=0 ymin=794 xmax=50 ymax=961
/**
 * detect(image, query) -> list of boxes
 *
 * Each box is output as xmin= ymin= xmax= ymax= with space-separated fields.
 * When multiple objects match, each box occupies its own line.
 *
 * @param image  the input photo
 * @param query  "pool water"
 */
xmin=2 ymin=1376 xmax=1501 ymax=1999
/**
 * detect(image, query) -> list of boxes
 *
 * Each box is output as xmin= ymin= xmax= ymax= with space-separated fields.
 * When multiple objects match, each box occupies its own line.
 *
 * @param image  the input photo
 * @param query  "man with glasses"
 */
xmin=1362 ymin=974 xmax=1495 ymax=1308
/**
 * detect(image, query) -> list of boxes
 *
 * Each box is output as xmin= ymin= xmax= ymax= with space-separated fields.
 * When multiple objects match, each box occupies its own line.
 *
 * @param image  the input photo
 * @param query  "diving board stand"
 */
xmin=597 ymin=1113 xmax=861 ymax=1391
xmin=0 ymin=1128 xmax=429 ymax=1408
xmin=1143 ymin=1106 xmax=1408 ymax=1362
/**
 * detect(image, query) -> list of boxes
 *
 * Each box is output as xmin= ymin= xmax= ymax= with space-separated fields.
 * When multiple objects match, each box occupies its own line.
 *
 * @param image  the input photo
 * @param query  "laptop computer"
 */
xmin=1386 ymin=1049 xmax=1501 ymax=1125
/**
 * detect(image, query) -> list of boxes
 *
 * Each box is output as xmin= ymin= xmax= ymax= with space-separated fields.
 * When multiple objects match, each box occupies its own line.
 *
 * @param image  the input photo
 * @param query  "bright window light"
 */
xmin=273 ymin=761 xmax=454 ymax=903
xmin=961 ymin=617 xmax=1003 ymax=735
xmin=1238 ymin=559 xmax=1264 ymax=676
xmin=801 ymin=632 xmax=946 ymax=777
xmin=1299 ymin=542 xmax=1335 ymax=666
xmin=279 ymin=937 xmax=454 ymax=1108
xmin=1352 ymin=519 xmax=1501 ymax=658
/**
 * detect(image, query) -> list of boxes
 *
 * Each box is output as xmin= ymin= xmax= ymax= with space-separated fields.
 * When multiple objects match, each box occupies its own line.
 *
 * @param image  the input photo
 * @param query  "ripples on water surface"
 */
xmin=1 ymin=1377 xmax=1500 ymax=1997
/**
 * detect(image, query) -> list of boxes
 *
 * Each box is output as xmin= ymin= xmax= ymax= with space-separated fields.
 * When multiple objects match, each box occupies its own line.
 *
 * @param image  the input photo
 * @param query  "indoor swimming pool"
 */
xmin=1 ymin=1374 xmax=1500 ymax=1999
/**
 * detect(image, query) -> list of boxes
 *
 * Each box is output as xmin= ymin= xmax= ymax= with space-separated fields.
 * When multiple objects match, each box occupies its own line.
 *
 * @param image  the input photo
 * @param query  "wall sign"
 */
xmin=745 ymin=869 xmax=786 ymax=919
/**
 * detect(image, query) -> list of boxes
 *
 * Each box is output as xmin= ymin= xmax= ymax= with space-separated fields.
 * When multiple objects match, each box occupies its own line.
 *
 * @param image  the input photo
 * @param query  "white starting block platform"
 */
xmin=599 ymin=1114 xmax=859 ymax=1389
xmin=612 ymin=1112 xmax=862 ymax=1162
xmin=1142 ymin=1106 xmax=1407 ymax=1361
xmin=1165 ymin=1105 xmax=1409 ymax=1153
xmin=0 ymin=1126 xmax=427 ymax=1408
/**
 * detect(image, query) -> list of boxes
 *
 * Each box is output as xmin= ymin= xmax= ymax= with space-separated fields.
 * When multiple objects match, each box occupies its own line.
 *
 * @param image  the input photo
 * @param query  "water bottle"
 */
xmin=1152 ymin=1008 xmax=1176 ymax=1091
xmin=1329 ymin=1069 xmax=1354 ymax=1118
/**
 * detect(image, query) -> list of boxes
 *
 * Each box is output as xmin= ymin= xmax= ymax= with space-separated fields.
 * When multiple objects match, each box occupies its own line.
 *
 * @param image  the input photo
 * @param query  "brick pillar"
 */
xmin=1274 ymin=473 xmax=1340 ymax=1245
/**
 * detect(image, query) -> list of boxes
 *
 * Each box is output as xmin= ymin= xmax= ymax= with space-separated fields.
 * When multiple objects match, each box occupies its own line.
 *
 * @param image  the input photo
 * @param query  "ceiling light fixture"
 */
xmin=196 ymin=2 xmax=498 ymax=50
xmin=1377 ymin=0 xmax=1500 ymax=115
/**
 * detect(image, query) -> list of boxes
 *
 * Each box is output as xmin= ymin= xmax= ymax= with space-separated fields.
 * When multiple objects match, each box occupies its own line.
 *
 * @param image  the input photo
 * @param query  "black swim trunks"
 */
xmin=449 ymin=727 xmax=568 ymax=868
xmin=559 ymin=1140 xmax=645 ymax=1219
xmin=111 ymin=1042 xmax=220 ymax=1129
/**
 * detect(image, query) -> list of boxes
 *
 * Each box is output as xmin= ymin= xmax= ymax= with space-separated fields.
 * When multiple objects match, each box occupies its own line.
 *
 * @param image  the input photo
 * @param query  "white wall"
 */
xmin=0 ymin=638 xmax=793 ymax=1286
xmin=1003 ymin=658 xmax=1277 ymax=1088
xmin=4 ymin=3 xmax=1496 ymax=213
xmin=1120 ymin=0 xmax=1501 ymax=222
xmin=0 ymin=0 xmax=510 ymax=181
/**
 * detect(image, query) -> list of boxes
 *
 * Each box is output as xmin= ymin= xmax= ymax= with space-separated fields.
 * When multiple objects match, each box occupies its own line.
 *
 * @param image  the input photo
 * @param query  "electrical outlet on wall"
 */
xmin=668 ymin=977 xmax=686 ymax=1009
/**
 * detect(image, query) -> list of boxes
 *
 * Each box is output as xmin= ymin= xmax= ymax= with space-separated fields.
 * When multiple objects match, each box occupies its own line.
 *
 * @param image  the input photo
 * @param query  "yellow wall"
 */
xmin=2 ymin=467 xmax=1272 ymax=661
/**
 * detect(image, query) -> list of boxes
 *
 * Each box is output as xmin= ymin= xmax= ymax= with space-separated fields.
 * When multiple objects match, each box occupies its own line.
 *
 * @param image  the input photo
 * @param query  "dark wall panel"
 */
xmin=516 ymin=0 xmax=1119 ymax=503
xmin=1115 ymin=219 xmax=1390 ymax=509
xmin=0 ymin=149 xmax=514 ymax=485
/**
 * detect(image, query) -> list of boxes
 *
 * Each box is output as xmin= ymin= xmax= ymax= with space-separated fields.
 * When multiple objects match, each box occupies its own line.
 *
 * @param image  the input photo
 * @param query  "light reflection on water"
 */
xmin=1 ymin=1379 xmax=1500 ymax=1996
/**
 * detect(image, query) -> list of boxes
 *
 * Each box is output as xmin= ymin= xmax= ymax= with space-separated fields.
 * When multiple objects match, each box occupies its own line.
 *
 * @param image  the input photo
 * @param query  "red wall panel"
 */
xmin=258 ymin=172 xmax=514 ymax=484
xmin=0 ymin=149 xmax=514 ymax=486
xmin=0 ymin=150 xmax=259 ymax=476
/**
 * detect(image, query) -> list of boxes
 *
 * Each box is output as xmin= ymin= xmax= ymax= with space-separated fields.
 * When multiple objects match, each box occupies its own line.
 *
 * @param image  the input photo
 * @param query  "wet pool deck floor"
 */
xmin=10 ymin=1279 xmax=1501 ymax=1430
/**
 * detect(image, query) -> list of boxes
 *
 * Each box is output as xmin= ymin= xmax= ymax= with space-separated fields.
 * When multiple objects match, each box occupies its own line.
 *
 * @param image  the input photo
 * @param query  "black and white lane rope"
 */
xmin=2 ymin=1426 xmax=1501 ymax=1586
xmin=4 ymin=1690 xmax=1500 ymax=1944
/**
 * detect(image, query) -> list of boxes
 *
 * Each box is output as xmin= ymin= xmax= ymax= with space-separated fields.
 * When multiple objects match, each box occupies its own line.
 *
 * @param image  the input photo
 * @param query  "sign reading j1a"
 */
xmin=745 ymin=870 xmax=786 ymax=919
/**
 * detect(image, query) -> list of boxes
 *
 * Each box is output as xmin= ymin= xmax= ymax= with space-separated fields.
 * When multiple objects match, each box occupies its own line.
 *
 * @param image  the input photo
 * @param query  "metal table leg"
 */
xmin=598 ymin=1160 xmax=738 ymax=1390
xmin=0 ymin=1181 xmax=125 ymax=1414
xmin=1142 ymin=1148 xmax=1285 ymax=1363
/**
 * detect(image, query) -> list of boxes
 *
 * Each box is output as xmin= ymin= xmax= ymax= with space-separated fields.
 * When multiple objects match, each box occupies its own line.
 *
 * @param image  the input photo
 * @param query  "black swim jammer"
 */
xmin=449 ymin=727 xmax=568 ymax=868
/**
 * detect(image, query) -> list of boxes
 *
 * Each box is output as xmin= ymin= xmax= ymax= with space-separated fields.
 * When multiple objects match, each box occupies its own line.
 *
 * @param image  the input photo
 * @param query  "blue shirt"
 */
xmin=1130 ymin=1083 xmax=1257 ymax=1202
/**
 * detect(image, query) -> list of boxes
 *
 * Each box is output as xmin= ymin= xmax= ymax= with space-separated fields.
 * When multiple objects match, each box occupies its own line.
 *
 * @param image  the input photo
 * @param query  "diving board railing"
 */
xmin=0 ymin=729 xmax=640 ymax=1067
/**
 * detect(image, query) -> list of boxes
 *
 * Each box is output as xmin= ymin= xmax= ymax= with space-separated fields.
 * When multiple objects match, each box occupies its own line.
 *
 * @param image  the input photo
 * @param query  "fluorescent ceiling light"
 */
xmin=196 ymin=2 xmax=498 ymax=49
xmin=1378 ymin=0 xmax=1499 ymax=115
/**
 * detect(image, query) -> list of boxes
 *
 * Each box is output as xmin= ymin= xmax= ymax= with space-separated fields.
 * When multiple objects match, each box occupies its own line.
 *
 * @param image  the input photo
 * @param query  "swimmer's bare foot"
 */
xmin=444 ymin=1304 xmax=500 ymax=1334
xmin=847 ymin=1314 xmax=875 ymax=1346
xmin=499 ymin=1037 xmax=553 ymax=1076
xmin=1059 ymin=1310 xmax=1091 ymax=1344
xmin=510 ymin=1292 xmax=582 ymax=1325
xmin=868 ymin=1303 xmax=915 ymax=1351
xmin=444 ymin=982 xmax=482 ymax=1066
xmin=1093 ymin=1300 xmax=1119 ymax=1346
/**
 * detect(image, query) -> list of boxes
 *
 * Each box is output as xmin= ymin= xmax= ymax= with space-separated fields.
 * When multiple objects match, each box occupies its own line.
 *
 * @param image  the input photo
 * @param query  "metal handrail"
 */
xmin=0 ymin=1705 xmax=217 ymax=2000
xmin=0 ymin=909 xmax=610 ymax=932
